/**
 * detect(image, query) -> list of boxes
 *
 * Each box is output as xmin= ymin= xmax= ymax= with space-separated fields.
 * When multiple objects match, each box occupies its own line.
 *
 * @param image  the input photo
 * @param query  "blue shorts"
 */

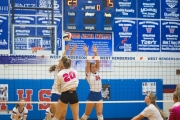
xmin=51 ymin=93 xmax=61 ymax=102
xmin=87 ymin=91 xmax=102 ymax=101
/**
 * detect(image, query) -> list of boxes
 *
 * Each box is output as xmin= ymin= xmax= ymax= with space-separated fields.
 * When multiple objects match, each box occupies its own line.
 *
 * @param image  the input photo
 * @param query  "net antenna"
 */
xmin=11 ymin=24 xmax=57 ymax=55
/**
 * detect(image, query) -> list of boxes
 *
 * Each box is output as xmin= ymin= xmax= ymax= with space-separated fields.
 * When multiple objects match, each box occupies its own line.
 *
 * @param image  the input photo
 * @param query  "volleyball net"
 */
xmin=0 ymin=55 xmax=179 ymax=119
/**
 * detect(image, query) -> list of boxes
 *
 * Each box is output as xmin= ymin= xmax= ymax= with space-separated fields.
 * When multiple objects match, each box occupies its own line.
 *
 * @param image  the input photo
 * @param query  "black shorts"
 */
xmin=60 ymin=90 xmax=78 ymax=104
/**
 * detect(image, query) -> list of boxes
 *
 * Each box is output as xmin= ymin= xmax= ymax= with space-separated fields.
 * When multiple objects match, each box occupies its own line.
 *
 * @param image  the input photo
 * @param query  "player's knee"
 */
xmin=97 ymin=115 xmax=104 ymax=120
xmin=60 ymin=116 xmax=66 ymax=120
xmin=97 ymin=111 xmax=102 ymax=116
xmin=81 ymin=114 xmax=89 ymax=120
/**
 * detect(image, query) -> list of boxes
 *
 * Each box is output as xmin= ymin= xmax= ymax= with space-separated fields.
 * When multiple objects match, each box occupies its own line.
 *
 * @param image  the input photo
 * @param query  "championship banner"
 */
xmin=114 ymin=19 xmax=137 ymax=52
xmin=138 ymin=20 xmax=160 ymax=52
xmin=65 ymin=33 xmax=112 ymax=71
xmin=0 ymin=15 xmax=8 ymax=50
xmin=114 ymin=0 xmax=136 ymax=18
xmin=37 ymin=0 xmax=62 ymax=16
xmin=161 ymin=21 xmax=180 ymax=52
xmin=37 ymin=17 xmax=62 ymax=50
xmin=161 ymin=0 xmax=180 ymax=19
xmin=12 ymin=0 xmax=37 ymax=14
xmin=138 ymin=0 xmax=160 ymax=18
xmin=0 ymin=0 xmax=8 ymax=14
xmin=14 ymin=16 xmax=36 ymax=50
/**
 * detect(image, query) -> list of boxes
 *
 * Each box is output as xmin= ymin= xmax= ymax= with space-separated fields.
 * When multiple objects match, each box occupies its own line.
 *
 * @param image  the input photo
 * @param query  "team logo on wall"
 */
xmin=166 ymin=1 xmax=177 ymax=8
xmin=121 ymin=38 xmax=127 ymax=44
xmin=146 ymin=28 xmax=152 ymax=33
xmin=169 ymin=28 xmax=175 ymax=34
xmin=122 ymin=26 xmax=128 ymax=32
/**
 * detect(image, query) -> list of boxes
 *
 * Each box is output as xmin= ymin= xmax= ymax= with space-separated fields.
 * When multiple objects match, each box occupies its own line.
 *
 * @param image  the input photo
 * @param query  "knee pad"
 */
xmin=81 ymin=114 xmax=89 ymax=120
xmin=98 ymin=115 xmax=104 ymax=120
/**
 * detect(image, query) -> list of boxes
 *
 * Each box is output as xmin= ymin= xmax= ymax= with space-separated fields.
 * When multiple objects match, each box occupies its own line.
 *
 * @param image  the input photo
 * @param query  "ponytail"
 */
xmin=151 ymin=101 xmax=166 ymax=120
xmin=49 ymin=65 xmax=57 ymax=73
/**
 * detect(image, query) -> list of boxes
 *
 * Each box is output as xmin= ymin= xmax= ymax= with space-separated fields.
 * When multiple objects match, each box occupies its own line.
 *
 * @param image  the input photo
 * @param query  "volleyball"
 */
xmin=63 ymin=32 xmax=72 ymax=41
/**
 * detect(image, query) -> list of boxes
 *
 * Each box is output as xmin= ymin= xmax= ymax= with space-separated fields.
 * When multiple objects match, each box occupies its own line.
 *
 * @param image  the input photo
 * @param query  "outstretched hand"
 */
xmin=92 ymin=45 xmax=98 ymax=53
xmin=83 ymin=44 xmax=88 ymax=52
xmin=65 ymin=44 xmax=70 ymax=51
xmin=72 ymin=44 xmax=77 ymax=51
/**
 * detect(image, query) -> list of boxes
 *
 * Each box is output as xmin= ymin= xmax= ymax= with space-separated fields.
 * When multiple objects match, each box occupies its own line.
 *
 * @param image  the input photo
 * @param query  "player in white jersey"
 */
xmin=132 ymin=93 xmax=166 ymax=120
xmin=53 ymin=56 xmax=79 ymax=120
xmin=81 ymin=45 xmax=103 ymax=120
xmin=10 ymin=98 xmax=28 ymax=120
xmin=49 ymin=44 xmax=77 ymax=120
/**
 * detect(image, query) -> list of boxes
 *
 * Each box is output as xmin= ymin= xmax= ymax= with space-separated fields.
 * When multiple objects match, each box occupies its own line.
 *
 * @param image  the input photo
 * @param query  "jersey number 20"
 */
xmin=63 ymin=71 xmax=76 ymax=82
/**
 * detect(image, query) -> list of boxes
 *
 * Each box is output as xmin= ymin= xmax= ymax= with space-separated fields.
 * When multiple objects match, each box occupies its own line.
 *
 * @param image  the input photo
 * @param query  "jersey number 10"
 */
xmin=63 ymin=71 xmax=76 ymax=82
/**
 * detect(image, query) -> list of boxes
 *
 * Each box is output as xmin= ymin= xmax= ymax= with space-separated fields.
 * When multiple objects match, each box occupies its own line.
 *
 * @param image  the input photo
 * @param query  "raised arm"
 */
xmin=92 ymin=45 xmax=100 ymax=71
xmin=56 ymin=44 xmax=71 ymax=70
xmin=63 ymin=44 xmax=70 ymax=56
xmin=70 ymin=44 xmax=77 ymax=56
xmin=83 ymin=45 xmax=90 ymax=73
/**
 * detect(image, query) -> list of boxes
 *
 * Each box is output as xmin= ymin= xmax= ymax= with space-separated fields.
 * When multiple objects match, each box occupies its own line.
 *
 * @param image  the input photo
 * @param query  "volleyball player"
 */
xmin=53 ymin=56 xmax=79 ymax=120
xmin=81 ymin=45 xmax=104 ymax=120
xmin=168 ymin=92 xmax=180 ymax=120
xmin=169 ymin=91 xmax=180 ymax=112
xmin=49 ymin=44 xmax=77 ymax=120
xmin=131 ymin=93 xmax=166 ymax=120
xmin=10 ymin=98 xmax=28 ymax=120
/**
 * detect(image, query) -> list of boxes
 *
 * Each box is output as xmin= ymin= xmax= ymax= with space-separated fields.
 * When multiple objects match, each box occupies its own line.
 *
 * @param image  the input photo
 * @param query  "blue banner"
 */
xmin=65 ymin=33 xmax=112 ymax=70
xmin=12 ymin=0 xmax=37 ymax=14
xmin=66 ymin=33 xmax=112 ymax=56
xmin=0 ymin=0 xmax=8 ymax=14
xmin=0 ymin=15 xmax=8 ymax=50
xmin=37 ymin=17 xmax=62 ymax=50
xmin=161 ymin=21 xmax=180 ymax=52
xmin=37 ymin=0 xmax=62 ymax=16
xmin=138 ymin=0 xmax=160 ymax=19
xmin=14 ymin=16 xmax=36 ymax=50
xmin=161 ymin=0 xmax=180 ymax=19
xmin=138 ymin=20 xmax=160 ymax=52
xmin=114 ymin=0 xmax=136 ymax=18
xmin=114 ymin=19 xmax=137 ymax=52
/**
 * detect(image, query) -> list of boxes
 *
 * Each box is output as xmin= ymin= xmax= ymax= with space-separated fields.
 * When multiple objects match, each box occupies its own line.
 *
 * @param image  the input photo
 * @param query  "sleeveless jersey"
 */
xmin=86 ymin=71 xmax=102 ymax=92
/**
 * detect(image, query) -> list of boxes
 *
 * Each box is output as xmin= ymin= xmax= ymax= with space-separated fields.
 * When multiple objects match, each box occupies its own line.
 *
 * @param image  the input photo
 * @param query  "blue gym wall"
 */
xmin=0 ymin=79 xmax=163 ymax=120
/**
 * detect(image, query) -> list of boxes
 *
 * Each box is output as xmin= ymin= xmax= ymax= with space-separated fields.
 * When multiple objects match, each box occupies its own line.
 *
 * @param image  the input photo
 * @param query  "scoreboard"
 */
xmin=64 ymin=0 xmax=114 ymax=31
